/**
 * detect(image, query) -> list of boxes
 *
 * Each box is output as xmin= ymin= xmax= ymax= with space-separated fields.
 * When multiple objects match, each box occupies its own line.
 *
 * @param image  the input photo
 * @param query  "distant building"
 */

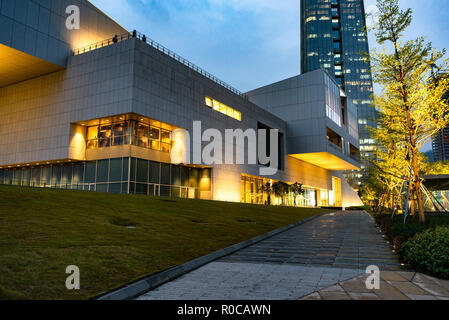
xmin=432 ymin=75 xmax=449 ymax=162
xmin=300 ymin=0 xmax=377 ymax=164
xmin=432 ymin=127 xmax=449 ymax=162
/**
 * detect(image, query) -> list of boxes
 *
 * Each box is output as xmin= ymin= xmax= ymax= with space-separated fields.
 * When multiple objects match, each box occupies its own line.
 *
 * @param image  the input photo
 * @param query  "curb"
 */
xmin=95 ymin=212 xmax=328 ymax=300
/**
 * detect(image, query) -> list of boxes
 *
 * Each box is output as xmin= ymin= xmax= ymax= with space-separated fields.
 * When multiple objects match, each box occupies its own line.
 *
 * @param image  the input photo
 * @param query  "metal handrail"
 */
xmin=73 ymin=31 xmax=242 ymax=96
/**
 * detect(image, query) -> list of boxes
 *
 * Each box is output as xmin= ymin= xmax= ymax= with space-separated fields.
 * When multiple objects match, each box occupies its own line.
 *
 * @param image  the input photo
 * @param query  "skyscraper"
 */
xmin=432 ymin=126 xmax=449 ymax=162
xmin=301 ymin=0 xmax=376 ymax=161
xmin=432 ymin=74 xmax=449 ymax=162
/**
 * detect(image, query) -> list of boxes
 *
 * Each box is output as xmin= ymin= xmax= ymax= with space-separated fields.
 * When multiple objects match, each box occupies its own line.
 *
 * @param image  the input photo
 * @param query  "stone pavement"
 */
xmin=137 ymin=211 xmax=403 ymax=300
xmin=300 ymin=271 xmax=449 ymax=300
xmin=220 ymin=211 xmax=401 ymax=270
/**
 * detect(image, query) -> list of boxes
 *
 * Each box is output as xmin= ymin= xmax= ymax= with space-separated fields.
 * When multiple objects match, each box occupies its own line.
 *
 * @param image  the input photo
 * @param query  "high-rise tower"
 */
xmin=432 ymin=74 xmax=449 ymax=162
xmin=301 ymin=0 xmax=376 ymax=163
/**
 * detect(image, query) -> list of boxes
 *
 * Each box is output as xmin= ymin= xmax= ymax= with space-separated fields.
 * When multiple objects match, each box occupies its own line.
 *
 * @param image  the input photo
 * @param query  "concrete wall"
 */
xmin=0 ymin=39 xmax=134 ymax=165
xmin=130 ymin=39 xmax=334 ymax=201
xmin=0 ymin=0 xmax=127 ymax=67
xmin=246 ymin=69 xmax=359 ymax=156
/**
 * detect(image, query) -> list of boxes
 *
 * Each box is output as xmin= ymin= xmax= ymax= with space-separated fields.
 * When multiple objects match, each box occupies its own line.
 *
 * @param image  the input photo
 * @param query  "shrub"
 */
xmin=399 ymin=226 xmax=449 ymax=279
xmin=373 ymin=213 xmax=449 ymax=248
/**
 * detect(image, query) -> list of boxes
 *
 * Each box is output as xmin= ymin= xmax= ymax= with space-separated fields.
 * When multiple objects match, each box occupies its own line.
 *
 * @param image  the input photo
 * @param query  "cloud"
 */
xmin=89 ymin=0 xmax=448 ymax=93
xmin=89 ymin=0 xmax=301 ymax=91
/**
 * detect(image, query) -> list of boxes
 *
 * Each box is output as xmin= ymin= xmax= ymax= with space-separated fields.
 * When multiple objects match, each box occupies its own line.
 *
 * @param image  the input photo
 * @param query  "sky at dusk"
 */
xmin=89 ymin=0 xmax=449 ymax=151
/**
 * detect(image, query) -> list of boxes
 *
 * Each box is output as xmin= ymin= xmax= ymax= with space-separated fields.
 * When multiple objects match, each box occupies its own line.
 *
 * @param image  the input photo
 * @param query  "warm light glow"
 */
xmin=0 ymin=43 xmax=64 ymax=87
xmin=205 ymin=97 xmax=242 ymax=121
xmin=68 ymin=125 xmax=87 ymax=160
xmin=331 ymin=177 xmax=342 ymax=207
xmin=170 ymin=129 xmax=189 ymax=164
xmin=214 ymin=189 xmax=241 ymax=202
xmin=291 ymin=152 xmax=360 ymax=170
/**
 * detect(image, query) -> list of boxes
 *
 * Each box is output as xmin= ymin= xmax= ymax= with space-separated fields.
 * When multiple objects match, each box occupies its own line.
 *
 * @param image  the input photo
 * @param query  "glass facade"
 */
xmin=0 ymin=158 xmax=211 ymax=199
xmin=86 ymin=119 xmax=172 ymax=153
xmin=325 ymin=74 xmax=343 ymax=127
xmin=432 ymin=84 xmax=449 ymax=162
xmin=301 ymin=0 xmax=376 ymax=158
xmin=240 ymin=174 xmax=326 ymax=208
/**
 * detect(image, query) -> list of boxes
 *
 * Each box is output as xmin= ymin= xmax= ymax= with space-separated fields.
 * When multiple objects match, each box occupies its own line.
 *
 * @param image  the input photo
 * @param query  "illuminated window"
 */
xmin=87 ymin=126 xmax=99 ymax=149
xmin=205 ymin=97 xmax=213 ymax=107
xmin=85 ymin=117 xmax=172 ymax=153
xmin=205 ymin=97 xmax=242 ymax=121
xmin=306 ymin=16 xmax=316 ymax=22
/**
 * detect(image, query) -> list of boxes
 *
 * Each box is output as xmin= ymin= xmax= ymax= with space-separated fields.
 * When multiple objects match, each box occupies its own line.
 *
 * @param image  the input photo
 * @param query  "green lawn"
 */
xmin=0 ymin=185 xmax=331 ymax=300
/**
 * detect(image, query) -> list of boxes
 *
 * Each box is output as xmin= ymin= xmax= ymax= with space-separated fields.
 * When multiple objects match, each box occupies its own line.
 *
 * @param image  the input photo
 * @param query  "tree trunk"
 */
xmin=410 ymin=188 xmax=416 ymax=217
xmin=377 ymin=195 xmax=385 ymax=213
xmin=412 ymin=151 xmax=426 ymax=223
xmin=415 ymin=180 xmax=425 ymax=223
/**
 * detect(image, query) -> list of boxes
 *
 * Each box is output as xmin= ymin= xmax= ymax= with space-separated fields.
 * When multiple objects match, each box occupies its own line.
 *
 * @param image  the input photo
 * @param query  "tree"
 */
xmin=369 ymin=0 xmax=449 ymax=223
xmin=260 ymin=182 xmax=273 ymax=205
xmin=272 ymin=181 xmax=289 ymax=206
xmin=291 ymin=182 xmax=304 ymax=207
xmin=420 ymin=161 xmax=449 ymax=175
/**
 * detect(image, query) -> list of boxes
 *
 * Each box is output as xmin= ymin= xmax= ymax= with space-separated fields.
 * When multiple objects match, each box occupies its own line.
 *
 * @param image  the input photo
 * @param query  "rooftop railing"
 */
xmin=73 ymin=31 xmax=242 ymax=96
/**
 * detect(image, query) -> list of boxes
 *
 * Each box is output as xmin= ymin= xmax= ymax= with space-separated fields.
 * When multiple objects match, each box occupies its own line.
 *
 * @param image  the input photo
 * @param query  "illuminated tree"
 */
xmin=272 ymin=181 xmax=289 ymax=206
xmin=369 ymin=0 xmax=449 ymax=222
xmin=421 ymin=161 xmax=449 ymax=175
xmin=260 ymin=182 xmax=273 ymax=205
xmin=291 ymin=182 xmax=304 ymax=207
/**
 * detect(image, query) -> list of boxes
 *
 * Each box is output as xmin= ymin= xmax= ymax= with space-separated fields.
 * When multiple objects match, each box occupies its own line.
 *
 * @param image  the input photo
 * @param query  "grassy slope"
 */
xmin=0 ymin=185 xmax=331 ymax=300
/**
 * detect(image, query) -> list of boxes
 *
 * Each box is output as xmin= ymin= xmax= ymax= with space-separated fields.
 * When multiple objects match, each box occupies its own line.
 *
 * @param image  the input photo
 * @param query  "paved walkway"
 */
xmin=137 ymin=211 xmax=403 ymax=300
xmin=300 ymin=271 xmax=449 ymax=300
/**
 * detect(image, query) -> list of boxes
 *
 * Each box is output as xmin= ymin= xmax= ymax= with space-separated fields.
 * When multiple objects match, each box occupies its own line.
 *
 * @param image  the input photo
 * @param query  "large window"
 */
xmin=86 ymin=120 xmax=172 ymax=153
xmin=241 ymin=174 xmax=321 ymax=208
xmin=0 ymin=159 xmax=212 ymax=200
xmin=325 ymin=74 xmax=342 ymax=126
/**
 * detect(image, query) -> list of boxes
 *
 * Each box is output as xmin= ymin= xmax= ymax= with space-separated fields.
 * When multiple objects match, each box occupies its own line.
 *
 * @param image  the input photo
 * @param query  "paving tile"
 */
xmin=413 ymin=274 xmax=449 ymax=292
xmin=406 ymin=294 xmax=438 ymax=300
xmin=319 ymin=291 xmax=351 ymax=300
xmin=414 ymin=282 xmax=449 ymax=297
xmin=374 ymin=281 xmax=410 ymax=300
xmin=388 ymin=281 xmax=429 ymax=295
xmin=348 ymin=292 xmax=379 ymax=300
xmin=412 ymin=273 xmax=439 ymax=284
xmin=380 ymin=271 xmax=408 ymax=282
xmin=340 ymin=279 xmax=373 ymax=293
xmin=299 ymin=292 xmax=322 ymax=300
xmin=396 ymin=271 xmax=416 ymax=281
xmin=321 ymin=284 xmax=345 ymax=292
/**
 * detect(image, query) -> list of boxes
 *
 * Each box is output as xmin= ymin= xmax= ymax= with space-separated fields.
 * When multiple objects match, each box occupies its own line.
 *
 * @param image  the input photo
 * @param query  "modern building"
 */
xmin=300 ymin=0 xmax=376 ymax=162
xmin=0 ymin=0 xmax=363 ymax=208
xmin=432 ymin=126 xmax=449 ymax=162
xmin=432 ymin=75 xmax=449 ymax=162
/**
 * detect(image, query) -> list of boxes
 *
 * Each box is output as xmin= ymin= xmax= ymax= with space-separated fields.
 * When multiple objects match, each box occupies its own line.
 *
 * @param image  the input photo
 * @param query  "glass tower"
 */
xmin=432 ymin=76 xmax=449 ymax=162
xmin=301 ymin=0 xmax=376 ymax=161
